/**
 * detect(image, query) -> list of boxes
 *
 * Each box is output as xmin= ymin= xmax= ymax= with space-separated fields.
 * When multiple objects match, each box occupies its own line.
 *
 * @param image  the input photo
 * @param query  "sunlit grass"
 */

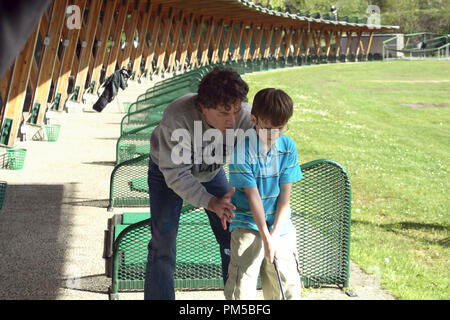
xmin=243 ymin=60 xmax=450 ymax=300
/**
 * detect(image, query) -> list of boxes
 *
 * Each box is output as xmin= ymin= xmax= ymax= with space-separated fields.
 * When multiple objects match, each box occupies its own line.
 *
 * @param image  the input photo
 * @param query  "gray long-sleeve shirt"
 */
xmin=149 ymin=93 xmax=253 ymax=209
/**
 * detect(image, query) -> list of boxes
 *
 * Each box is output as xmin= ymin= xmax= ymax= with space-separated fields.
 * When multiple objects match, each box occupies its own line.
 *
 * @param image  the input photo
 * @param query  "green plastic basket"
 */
xmin=6 ymin=148 xmax=27 ymax=170
xmin=0 ymin=181 xmax=6 ymax=210
xmin=44 ymin=124 xmax=61 ymax=142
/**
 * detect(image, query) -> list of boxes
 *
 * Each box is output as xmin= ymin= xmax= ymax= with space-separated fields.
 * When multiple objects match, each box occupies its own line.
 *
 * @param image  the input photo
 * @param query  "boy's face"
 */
xmin=251 ymin=115 xmax=288 ymax=151
xmin=201 ymin=101 xmax=242 ymax=133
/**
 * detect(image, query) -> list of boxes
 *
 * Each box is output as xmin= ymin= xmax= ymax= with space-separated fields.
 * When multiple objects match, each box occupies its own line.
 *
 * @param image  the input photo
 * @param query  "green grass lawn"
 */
xmin=243 ymin=60 xmax=450 ymax=300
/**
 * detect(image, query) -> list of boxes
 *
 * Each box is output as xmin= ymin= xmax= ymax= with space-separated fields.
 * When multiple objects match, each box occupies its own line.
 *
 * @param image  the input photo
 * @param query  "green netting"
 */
xmin=116 ymin=123 xmax=156 ymax=164
xmin=110 ymin=159 xmax=351 ymax=294
xmin=112 ymin=205 xmax=223 ymax=291
xmin=109 ymin=154 xmax=150 ymax=210
xmin=120 ymin=104 xmax=167 ymax=135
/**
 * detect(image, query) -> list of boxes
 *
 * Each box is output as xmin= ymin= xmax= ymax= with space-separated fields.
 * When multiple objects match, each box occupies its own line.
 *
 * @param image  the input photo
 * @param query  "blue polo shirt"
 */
xmin=228 ymin=128 xmax=302 ymax=235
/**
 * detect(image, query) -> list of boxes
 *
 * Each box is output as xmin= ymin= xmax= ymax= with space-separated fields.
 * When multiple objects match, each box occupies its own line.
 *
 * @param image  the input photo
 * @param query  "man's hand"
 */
xmin=207 ymin=187 xmax=236 ymax=230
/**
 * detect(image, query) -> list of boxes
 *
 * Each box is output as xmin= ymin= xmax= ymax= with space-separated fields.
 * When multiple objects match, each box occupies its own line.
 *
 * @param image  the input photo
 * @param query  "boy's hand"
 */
xmin=263 ymin=234 xmax=278 ymax=264
xmin=208 ymin=187 xmax=236 ymax=230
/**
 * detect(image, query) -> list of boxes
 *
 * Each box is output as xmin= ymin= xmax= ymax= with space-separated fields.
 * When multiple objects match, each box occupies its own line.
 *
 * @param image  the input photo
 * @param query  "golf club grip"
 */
xmin=273 ymin=258 xmax=286 ymax=300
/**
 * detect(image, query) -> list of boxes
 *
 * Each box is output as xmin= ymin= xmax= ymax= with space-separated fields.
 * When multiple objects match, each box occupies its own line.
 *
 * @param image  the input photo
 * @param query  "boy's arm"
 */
xmin=271 ymin=182 xmax=293 ymax=238
xmin=244 ymin=187 xmax=276 ymax=263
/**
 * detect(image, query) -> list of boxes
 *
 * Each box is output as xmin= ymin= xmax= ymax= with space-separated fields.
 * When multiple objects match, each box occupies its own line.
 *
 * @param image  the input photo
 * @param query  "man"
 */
xmin=144 ymin=67 xmax=254 ymax=300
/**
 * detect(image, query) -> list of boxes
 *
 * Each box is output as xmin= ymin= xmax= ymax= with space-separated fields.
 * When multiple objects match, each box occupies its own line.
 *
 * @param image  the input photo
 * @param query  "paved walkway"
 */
xmin=0 ymin=81 xmax=396 ymax=300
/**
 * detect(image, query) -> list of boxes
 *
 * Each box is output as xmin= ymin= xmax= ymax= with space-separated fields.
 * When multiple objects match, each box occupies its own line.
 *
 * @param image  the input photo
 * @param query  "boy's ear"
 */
xmin=250 ymin=114 xmax=257 ymax=126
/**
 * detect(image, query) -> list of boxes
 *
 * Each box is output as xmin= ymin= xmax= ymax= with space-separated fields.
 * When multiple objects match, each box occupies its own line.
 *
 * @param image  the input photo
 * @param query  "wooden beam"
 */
xmin=132 ymin=1 xmax=153 ymax=77
xmin=221 ymin=21 xmax=234 ymax=62
xmin=33 ymin=0 xmax=68 ymax=124
xmin=0 ymin=66 xmax=13 ymax=125
xmin=55 ymin=0 xmax=87 ymax=110
xmin=365 ymin=31 xmax=374 ymax=60
xmin=210 ymin=19 xmax=224 ymax=64
xmin=189 ymin=15 xmax=205 ymax=69
xmin=3 ymin=22 xmax=41 ymax=146
xmin=273 ymin=28 xmax=283 ymax=59
xmin=242 ymin=24 xmax=254 ymax=61
xmin=91 ymin=0 xmax=117 ymax=91
xmin=263 ymin=25 xmax=274 ymax=58
xmin=105 ymin=0 xmax=130 ymax=77
xmin=74 ymin=0 xmax=103 ymax=100
xmin=179 ymin=13 xmax=195 ymax=72
xmin=345 ymin=31 xmax=352 ymax=59
xmin=120 ymin=1 xmax=139 ymax=69
xmin=155 ymin=8 xmax=174 ymax=74
xmin=232 ymin=22 xmax=244 ymax=60
xmin=335 ymin=31 xmax=343 ymax=57
xmin=145 ymin=4 xmax=163 ymax=74
xmin=200 ymin=17 xmax=215 ymax=66
xmin=167 ymin=10 xmax=184 ymax=73
xmin=283 ymin=27 xmax=294 ymax=58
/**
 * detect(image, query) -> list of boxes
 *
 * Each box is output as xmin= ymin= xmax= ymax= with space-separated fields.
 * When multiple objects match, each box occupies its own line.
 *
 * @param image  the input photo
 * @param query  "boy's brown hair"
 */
xmin=251 ymin=88 xmax=294 ymax=127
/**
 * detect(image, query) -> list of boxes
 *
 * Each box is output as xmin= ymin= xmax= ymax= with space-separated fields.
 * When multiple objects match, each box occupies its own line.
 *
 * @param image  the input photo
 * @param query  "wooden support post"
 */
xmin=335 ymin=31 xmax=343 ymax=57
xmin=293 ymin=29 xmax=304 ymax=58
xmin=283 ymin=28 xmax=294 ymax=59
xmin=365 ymin=31 xmax=374 ymax=60
xmin=304 ymin=29 xmax=313 ymax=57
xmin=0 ymin=66 xmax=13 ymax=125
xmin=120 ymin=1 xmax=139 ymax=69
xmin=242 ymin=24 xmax=254 ymax=61
xmin=155 ymin=8 xmax=174 ymax=74
xmin=146 ymin=4 xmax=163 ymax=74
xmin=200 ymin=17 xmax=215 ymax=66
xmin=252 ymin=25 xmax=264 ymax=60
xmin=105 ymin=0 xmax=130 ymax=78
xmin=55 ymin=0 xmax=87 ymax=110
xmin=221 ymin=21 xmax=234 ymax=62
xmin=210 ymin=19 xmax=224 ymax=64
xmin=179 ymin=14 xmax=195 ymax=72
xmin=167 ymin=10 xmax=185 ymax=73
xmin=3 ymin=22 xmax=41 ymax=146
xmin=189 ymin=15 xmax=205 ymax=69
xmin=33 ymin=0 xmax=68 ymax=124
xmin=232 ymin=22 xmax=244 ymax=60
xmin=345 ymin=31 xmax=353 ymax=60
xmin=74 ymin=0 xmax=103 ymax=100
xmin=324 ymin=30 xmax=332 ymax=57
xmin=91 ymin=0 xmax=117 ymax=91
xmin=132 ymin=1 xmax=152 ymax=78
xmin=355 ymin=31 xmax=363 ymax=60
xmin=263 ymin=25 xmax=274 ymax=58
xmin=273 ymin=28 xmax=283 ymax=59
xmin=312 ymin=29 xmax=322 ymax=57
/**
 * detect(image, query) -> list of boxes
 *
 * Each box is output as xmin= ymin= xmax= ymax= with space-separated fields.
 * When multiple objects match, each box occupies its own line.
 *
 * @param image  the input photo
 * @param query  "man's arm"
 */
xmin=156 ymin=123 xmax=235 ymax=225
xmin=244 ymin=187 xmax=276 ymax=263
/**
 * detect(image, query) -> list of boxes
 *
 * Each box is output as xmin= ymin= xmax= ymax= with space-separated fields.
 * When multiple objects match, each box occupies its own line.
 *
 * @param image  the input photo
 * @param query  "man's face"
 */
xmin=201 ymin=101 xmax=242 ymax=133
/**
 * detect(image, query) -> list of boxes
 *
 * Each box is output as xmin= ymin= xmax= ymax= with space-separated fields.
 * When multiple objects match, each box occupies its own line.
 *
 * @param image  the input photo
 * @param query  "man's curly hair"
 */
xmin=195 ymin=67 xmax=249 ymax=110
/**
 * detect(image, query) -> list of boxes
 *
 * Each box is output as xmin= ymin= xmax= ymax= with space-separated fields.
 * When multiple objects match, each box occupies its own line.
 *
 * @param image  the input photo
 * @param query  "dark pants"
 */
xmin=144 ymin=160 xmax=231 ymax=300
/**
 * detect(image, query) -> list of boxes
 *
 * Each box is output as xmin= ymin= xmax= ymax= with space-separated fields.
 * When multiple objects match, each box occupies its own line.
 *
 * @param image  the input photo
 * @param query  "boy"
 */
xmin=224 ymin=88 xmax=302 ymax=300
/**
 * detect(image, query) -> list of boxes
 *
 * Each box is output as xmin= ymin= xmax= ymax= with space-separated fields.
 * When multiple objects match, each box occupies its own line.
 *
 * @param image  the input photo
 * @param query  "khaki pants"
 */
xmin=224 ymin=228 xmax=302 ymax=300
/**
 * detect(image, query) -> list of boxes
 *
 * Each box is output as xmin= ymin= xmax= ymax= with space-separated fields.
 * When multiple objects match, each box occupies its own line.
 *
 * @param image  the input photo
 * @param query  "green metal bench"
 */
xmin=116 ymin=123 xmax=158 ymax=164
xmin=108 ymin=154 xmax=150 ymax=211
xmin=105 ymin=159 xmax=352 ymax=299
xmin=120 ymin=103 xmax=168 ymax=135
